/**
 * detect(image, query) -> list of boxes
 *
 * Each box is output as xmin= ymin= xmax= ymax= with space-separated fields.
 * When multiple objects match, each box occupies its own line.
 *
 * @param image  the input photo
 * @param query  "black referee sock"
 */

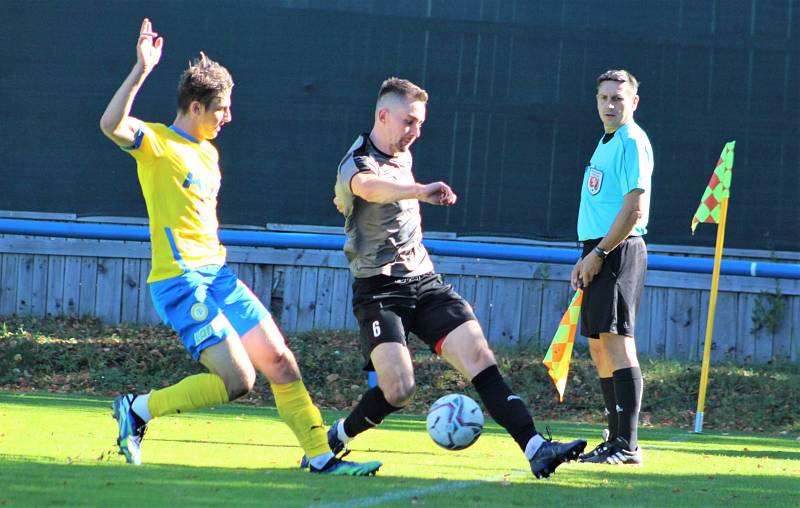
xmin=613 ymin=367 xmax=643 ymax=451
xmin=471 ymin=364 xmax=536 ymax=452
xmin=343 ymin=386 xmax=402 ymax=438
xmin=600 ymin=377 xmax=619 ymax=440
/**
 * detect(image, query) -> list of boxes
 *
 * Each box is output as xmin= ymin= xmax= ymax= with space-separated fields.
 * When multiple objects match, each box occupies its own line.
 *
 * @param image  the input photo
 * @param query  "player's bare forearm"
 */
xmin=100 ymin=19 xmax=163 ymax=147
xmin=352 ymin=174 xmax=423 ymax=204
xmin=99 ymin=64 xmax=147 ymax=146
xmin=597 ymin=210 xmax=639 ymax=252
xmin=351 ymin=173 xmax=456 ymax=206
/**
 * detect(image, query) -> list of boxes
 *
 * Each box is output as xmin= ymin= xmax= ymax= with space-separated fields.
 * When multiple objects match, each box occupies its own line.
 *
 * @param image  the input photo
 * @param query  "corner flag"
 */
xmin=691 ymin=141 xmax=735 ymax=234
xmin=543 ymin=289 xmax=583 ymax=402
xmin=691 ymin=140 xmax=735 ymax=433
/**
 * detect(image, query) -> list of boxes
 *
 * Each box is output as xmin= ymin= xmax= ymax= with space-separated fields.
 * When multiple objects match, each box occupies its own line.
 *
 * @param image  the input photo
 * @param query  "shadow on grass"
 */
xmin=0 ymin=391 xmax=282 ymax=420
xmin=648 ymin=446 xmax=800 ymax=461
xmin=355 ymin=414 xmax=594 ymax=439
xmin=0 ymin=456 xmax=397 ymax=508
xmin=0 ymin=391 xmax=111 ymax=411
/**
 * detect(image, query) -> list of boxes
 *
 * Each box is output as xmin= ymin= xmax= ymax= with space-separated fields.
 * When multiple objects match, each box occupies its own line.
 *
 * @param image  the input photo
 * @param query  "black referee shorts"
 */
xmin=580 ymin=236 xmax=647 ymax=339
xmin=351 ymin=273 xmax=477 ymax=371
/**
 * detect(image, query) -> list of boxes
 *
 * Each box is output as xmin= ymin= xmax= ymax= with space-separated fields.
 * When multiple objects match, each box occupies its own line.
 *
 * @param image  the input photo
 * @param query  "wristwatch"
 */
xmin=593 ymin=245 xmax=608 ymax=260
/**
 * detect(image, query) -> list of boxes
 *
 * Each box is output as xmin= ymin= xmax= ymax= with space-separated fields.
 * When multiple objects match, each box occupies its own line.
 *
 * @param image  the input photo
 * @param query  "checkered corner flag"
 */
xmin=543 ymin=289 xmax=583 ymax=402
xmin=691 ymin=140 xmax=735 ymax=433
xmin=691 ymin=141 xmax=735 ymax=234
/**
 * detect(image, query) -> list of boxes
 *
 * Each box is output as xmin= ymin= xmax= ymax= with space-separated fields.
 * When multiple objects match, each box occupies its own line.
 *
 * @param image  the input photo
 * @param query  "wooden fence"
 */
xmin=0 ymin=233 xmax=798 ymax=365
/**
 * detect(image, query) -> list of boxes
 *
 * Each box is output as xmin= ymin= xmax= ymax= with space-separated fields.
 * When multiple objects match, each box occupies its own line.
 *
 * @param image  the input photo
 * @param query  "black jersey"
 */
xmin=335 ymin=134 xmax=434 ymax=278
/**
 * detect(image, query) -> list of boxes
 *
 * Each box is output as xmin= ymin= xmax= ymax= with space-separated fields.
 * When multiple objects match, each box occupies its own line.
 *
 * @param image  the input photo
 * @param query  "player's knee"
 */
xmin=270 ymin=347 xmax=301 ymax=376
xmin=272 ymin=347 xmax=291 ymax=366
xmin=444 ymin=323 xmax=494 ymax=366
xmin=454 ymin=342 xmax=495 ymax=374
xmin=225 ymin=367 xmax=256 ymax=400
xmin=383 ymin=380 xmax=416 ymax=407
xmin=473 ymin=344 xmax=496 ymax=367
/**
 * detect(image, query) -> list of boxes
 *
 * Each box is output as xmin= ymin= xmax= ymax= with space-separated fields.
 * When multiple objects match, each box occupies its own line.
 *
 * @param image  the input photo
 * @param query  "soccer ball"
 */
xmin=426 ymin=393 xmax=484 ymax=450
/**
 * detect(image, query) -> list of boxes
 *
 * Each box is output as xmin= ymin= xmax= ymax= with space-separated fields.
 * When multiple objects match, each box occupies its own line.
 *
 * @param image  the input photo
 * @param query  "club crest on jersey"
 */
xmin=587 ymin=165 xmax=604 ymax=195
xmin=190 ymin=302 xmax=209 ymax=321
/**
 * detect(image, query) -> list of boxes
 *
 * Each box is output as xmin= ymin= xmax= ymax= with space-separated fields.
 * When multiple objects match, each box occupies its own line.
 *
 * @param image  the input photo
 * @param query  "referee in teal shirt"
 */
xmin=572 ymin=70 xmax=652 ymax=466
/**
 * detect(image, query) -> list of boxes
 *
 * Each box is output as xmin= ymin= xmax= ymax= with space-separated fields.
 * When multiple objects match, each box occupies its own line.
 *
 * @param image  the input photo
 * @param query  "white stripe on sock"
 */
xmin=524 ymin=434 xmax=546 ymax=460
xmin=131 ymin=393 xmax=152 ymax=422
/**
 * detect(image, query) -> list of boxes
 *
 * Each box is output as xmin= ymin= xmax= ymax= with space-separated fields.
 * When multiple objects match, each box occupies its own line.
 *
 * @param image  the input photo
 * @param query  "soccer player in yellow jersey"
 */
xmin=99 ymin=18 xmax=380 ymax=475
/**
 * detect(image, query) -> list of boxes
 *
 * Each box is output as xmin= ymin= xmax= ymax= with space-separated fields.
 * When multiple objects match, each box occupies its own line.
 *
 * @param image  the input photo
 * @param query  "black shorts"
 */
xmin=351 ymin=273 xmax=477 ymax=371
xmin=580 ymin=236 xmax=647 ymax=339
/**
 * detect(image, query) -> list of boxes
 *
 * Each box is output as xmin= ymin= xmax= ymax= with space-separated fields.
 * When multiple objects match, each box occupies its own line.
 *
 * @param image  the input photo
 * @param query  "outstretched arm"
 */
xmin=351 ymin=172 xmax=457 ymax=206
xmin=99 ymin=18 xmax=163 ymax=147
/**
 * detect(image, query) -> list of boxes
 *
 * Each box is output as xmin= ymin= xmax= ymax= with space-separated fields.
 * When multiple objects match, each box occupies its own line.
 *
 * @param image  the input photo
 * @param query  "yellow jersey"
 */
xmin=124 ymin=122 xmax=226 ymax=282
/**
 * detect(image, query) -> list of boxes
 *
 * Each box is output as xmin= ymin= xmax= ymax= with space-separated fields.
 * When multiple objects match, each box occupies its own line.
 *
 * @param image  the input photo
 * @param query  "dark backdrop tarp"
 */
xmin=2 ymin=0 xmax=798 ymax=250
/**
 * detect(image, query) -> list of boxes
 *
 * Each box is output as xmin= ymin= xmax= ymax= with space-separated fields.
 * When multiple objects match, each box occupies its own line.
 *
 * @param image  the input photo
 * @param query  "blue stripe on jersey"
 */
xmin=164 ymin=227 xmax=188 ymax=272
xmin=169 ymin=124 xmax=200 ymax=144
xmin=124 ymin=128 xmax=145 ymax=150
xmin=182 ymin=172 xmax=194 ymax=188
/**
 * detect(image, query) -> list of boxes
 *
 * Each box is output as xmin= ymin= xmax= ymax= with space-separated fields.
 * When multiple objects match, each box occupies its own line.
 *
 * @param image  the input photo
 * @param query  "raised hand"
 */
xmin=419 ymin=182 xmax=457 ymax=206
xmin=137 ymin=18 xmax=163 ymax=75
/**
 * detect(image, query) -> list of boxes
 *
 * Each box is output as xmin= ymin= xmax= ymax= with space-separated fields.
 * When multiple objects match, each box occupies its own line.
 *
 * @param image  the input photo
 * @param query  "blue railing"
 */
xmin=0 ymin=218 xmax=798 ymax=279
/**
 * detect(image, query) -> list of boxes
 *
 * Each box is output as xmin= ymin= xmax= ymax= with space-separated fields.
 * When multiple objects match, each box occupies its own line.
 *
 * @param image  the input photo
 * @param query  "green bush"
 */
xmin=1 ymin=315 xmax=797 ymax=433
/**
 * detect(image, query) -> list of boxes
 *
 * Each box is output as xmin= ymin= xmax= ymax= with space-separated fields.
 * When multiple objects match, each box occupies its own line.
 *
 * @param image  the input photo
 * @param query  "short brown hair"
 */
xmin=177 ymin=52 xmax=234 ymax=113
xmin=596 ymin=69 xmax=639 ymax=93
xmin=378 ymin=77 xmax=428 ymax=103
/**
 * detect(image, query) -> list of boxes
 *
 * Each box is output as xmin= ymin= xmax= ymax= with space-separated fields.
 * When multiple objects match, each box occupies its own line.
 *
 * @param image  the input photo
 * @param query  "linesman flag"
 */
xmin=543 ymin=289 xmax=583 ymax=402
xmin=691 ymin=141 xmax=735 ymax=234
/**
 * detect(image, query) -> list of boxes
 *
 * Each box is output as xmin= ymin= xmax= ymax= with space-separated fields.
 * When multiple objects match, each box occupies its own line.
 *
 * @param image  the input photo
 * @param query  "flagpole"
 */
xmin=693 ymin=197 xmax=729 ymax=433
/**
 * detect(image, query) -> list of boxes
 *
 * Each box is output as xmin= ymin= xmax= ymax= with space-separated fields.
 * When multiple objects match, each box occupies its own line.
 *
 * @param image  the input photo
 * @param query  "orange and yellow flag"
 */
xmin=543 ymin=289 xmax=583 ymax=402
xmin=691 ymin=141 xmax=735 ymax=234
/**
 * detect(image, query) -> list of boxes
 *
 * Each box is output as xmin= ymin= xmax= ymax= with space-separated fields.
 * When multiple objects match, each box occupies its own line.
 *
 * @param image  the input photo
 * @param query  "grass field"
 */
xmin=0 ymin=392 xmax=797 ymax=507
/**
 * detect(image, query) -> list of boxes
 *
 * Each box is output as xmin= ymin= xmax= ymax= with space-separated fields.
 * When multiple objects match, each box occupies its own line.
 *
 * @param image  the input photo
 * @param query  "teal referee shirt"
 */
xmin=577 ymin=121 xmax=653 ymax=241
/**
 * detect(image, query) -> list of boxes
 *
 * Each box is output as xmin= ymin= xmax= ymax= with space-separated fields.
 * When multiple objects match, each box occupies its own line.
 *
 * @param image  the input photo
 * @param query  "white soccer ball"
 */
xmin=426 ymin=393 xmax=484 ymax=450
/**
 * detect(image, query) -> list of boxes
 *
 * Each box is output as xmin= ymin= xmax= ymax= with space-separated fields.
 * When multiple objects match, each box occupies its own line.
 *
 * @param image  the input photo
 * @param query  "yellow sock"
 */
xmin=148 ymin=373 xmax=229 ymax=418
xmin=272 ymin=379 xmax=329 ymax=458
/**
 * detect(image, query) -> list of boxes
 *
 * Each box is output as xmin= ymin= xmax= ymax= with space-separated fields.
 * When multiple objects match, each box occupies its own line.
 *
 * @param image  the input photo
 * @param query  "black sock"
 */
xmin=613 ymin=367 xmax=643 ymax=451
xmin=600 ymin=377 xmax=618 ymax=440
xmin=471 ymin=364 xmax=536 ymax=452
xmin=343 ymin=386 xmax=401 ymax=438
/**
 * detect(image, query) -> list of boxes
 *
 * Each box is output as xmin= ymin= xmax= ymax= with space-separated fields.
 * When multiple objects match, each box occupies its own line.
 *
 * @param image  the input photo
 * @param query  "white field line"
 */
xmin=308 ymin=471 xmax=526 ymax=508
xmin=309 ymin=479 xmax=483 ymax=508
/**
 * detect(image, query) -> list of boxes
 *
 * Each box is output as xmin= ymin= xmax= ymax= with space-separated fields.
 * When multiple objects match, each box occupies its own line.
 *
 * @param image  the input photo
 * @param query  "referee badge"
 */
xmin=587 ymin=165 xmax=604 ymax=195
